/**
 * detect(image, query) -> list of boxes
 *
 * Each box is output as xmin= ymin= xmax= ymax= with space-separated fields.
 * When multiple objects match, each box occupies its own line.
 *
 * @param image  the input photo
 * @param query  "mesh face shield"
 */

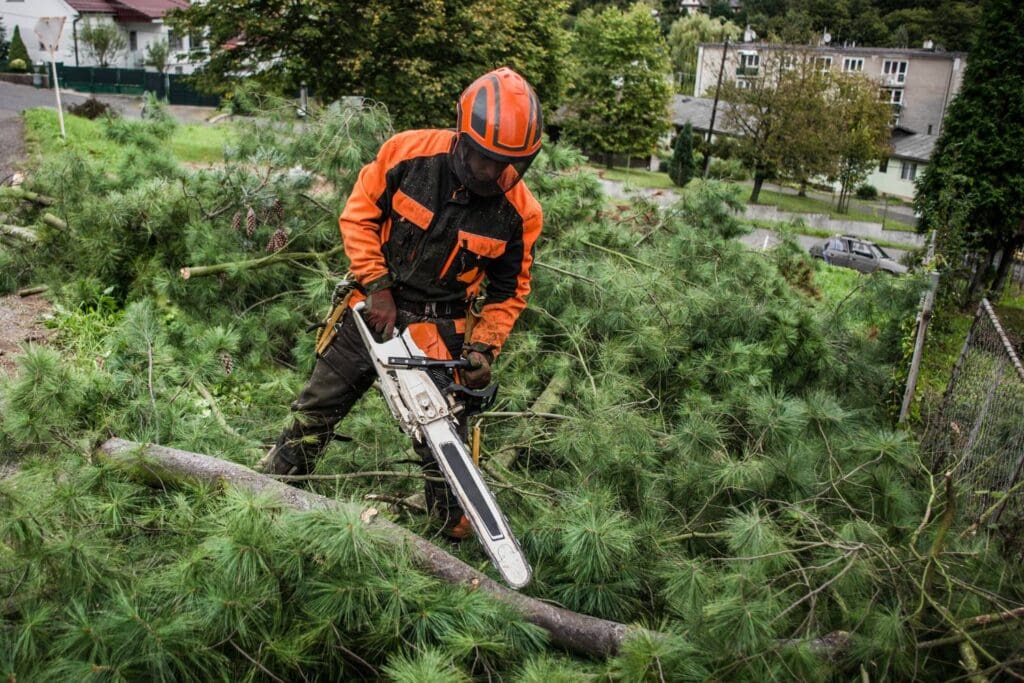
xmin=450 ymin=134 xmax=537 ymax=198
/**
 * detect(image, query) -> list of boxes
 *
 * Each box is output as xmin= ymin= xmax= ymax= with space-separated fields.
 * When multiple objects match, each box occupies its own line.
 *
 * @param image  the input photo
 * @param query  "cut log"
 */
xmin=95 ymin=437 xmax=641 ymax=658
xmin=0 ymin=224 xmax=38 ymax=243
xmin=0 ymin=187 xmax=56 ymax=206
xmin=42 ymin=213 xmax=67 ymax=230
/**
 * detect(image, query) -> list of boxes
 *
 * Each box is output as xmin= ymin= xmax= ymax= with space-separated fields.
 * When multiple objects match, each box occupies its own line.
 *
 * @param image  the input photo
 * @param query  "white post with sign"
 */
xmin=34 ymin=17 xmax=67 ymax=139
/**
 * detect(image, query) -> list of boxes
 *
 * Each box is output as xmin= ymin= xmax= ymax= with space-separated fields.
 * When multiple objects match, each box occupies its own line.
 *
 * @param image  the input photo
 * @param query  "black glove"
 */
xmin=365 ymin=288 xmax=397 ymax=338
xmin=461 ymin=349 xmax=492 ymax=389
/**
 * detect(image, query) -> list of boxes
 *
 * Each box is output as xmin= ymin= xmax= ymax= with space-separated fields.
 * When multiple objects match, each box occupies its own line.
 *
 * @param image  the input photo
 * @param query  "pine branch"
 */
xmin=180 ymin=245 xmax=344 ymax=279
xmin=491 ymin=368 xmax=570 ymax=468
xmin=95 ymin=437 xmax=645 ymax=658
xmin=193 ymin=379 xmax=245 ymax=440
xmin=0 ymin=187 xmax=56 ymax=206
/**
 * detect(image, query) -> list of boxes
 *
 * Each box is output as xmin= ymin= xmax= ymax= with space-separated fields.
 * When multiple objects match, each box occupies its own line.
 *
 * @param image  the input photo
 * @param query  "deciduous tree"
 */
xmin=666 ymin=12 xmax=740 ymax=93
xmin=829 ymin=72 xmax=891 ymax=213
xmin=145 ymin=39 xmax=169 ymax=74
xmin=915 ymin=0 xmax=1024 ymax=302
xmin=80 ymin=20 xmax=127 ymax=68
xmin=168 ymin=0 xmax=571 ymax=130
xmin=561 ymin=3 xmax=672 ymax=166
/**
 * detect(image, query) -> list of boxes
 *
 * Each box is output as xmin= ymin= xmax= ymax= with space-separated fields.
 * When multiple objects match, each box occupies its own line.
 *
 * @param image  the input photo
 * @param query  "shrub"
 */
xmin=7 ymin=25 xmax=29 ymax=71
xmin=707 ymin=158 xmax=750 ymax=181
xmin=855 ymin=184 xmax=879 ymax=200
xmin=67 ymin=97 xmax=117 ymax=120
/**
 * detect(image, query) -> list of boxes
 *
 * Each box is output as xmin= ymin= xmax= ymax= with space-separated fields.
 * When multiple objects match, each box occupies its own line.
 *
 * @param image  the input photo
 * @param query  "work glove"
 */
xmin=461 ymin=349 xmax=492 ymax=389
xmin=365 ymin=288 xmax=397 ymax=338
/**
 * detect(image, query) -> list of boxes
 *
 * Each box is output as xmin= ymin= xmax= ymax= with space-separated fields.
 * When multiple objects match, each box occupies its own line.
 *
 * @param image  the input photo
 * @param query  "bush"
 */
xmin=855 ymin=184 xmax=879 ymax=200
xmin=707 ymin=158 xmax=750 ymax=181
xmin=7 ymin=25 xmax=29 ymax=72
xmin=8 ymin=57 xmax=26 ymax=72
xmin=67 ymin=97 xmax=117 ymax=120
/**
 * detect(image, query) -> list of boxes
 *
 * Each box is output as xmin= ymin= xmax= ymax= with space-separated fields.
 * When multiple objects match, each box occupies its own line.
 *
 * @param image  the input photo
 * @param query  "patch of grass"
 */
xmin=814 ymin=263 xmax=863 ymax=306
xmin=753 ymin=188 xmax=885 ymax=224
xmin=169 ymin=123 xmax=234 ymax=163
xmin=23 ymin=108 xmax=232 ymax=165
xmin=591 ymin=165 xmax=678 ymax=190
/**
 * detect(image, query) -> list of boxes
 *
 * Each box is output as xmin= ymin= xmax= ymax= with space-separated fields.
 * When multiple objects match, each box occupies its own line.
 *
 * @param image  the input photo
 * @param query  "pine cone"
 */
xmin=273 ymin=198 xmax=284 ymax=225
xmin=219 ymin=351 xmax=234 ymax=375
xmin=246 ymin=206 xmax=257 ymax=237
xmin=231 ymin=211 xmax=241 ymax=232
xmin=265 ymin=226 xmax=288 ymax=253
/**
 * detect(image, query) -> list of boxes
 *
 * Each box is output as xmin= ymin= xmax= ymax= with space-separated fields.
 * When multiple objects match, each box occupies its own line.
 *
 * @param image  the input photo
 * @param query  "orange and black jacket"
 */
xmin=339 ymin=129 xmax=543 ymax=357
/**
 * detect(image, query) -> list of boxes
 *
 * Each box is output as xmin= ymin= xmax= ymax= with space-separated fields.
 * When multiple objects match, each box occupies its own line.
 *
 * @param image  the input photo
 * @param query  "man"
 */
xmin=261 ymin=67 xmax=544 ymax=539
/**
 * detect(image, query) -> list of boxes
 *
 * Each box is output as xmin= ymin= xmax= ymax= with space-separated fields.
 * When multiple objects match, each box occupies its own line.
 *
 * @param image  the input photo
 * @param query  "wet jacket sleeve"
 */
xmin=469 ymin=204 xmax=543 ymax=358
xmin=338 ymin=140 xmax=396 ymax=293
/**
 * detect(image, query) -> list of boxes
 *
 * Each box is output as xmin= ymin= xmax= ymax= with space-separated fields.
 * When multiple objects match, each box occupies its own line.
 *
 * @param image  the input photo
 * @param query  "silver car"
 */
xmin=809 ymin=235 xmax=908 ymax=275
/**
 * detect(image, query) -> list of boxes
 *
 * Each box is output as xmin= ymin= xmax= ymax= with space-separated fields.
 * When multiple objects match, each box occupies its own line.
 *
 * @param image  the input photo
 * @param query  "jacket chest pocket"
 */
xmin=438 ymin=230 xmax=507 ymax=286
xmin=386 ymin=189 xmax=434 ymax=263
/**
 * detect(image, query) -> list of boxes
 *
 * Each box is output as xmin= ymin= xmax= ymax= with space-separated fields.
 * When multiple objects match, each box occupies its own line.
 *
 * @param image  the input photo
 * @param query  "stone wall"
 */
xmin=743 ymin=204 xmax=925 ymax=247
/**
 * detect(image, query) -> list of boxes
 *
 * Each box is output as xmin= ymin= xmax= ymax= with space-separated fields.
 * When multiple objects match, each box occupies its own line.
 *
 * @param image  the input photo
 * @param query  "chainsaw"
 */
xmin=348 ymin=298 xmax=532 ymax=589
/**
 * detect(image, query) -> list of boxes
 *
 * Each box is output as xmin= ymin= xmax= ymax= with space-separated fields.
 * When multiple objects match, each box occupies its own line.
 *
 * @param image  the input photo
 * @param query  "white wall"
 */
xmin=864 ymin=158 xmax=923 ymax=201
xmin=1 ymin=0 xmax=77 ymax=66
xmin=1 ymin=2 xmax=199 ymax=73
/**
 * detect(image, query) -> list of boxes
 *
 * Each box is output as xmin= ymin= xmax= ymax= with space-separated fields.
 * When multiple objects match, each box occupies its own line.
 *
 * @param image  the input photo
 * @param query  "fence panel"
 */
xmin=55 ymin=65 xmax=220 ymax=107
xmin=922 ymin=299 xmax=1024 ymax=552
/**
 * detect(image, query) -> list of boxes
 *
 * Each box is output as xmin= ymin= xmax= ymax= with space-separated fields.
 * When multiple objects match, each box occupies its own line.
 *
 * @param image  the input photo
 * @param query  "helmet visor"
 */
xmin=452 ymin=134 xmax=536 ymax=197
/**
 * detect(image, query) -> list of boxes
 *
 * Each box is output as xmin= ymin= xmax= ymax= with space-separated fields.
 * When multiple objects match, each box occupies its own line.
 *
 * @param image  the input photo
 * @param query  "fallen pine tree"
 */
xmin=95 ymin=436 xmax=642 ymax=659
xmin=2 ymin=99 xmax=1023 ymax=681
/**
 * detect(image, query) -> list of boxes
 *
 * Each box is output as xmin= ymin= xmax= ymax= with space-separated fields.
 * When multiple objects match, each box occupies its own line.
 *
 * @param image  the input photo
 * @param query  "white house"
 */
xmin=865 ymin=128 xmax=936 ymax=200
xmin=1 ymin=0 xmax=200 ymax=73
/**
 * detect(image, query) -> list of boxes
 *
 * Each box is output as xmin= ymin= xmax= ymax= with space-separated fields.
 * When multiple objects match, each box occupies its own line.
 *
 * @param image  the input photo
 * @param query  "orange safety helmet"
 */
xmin=452 ymin=67 xmax=543 ymax=196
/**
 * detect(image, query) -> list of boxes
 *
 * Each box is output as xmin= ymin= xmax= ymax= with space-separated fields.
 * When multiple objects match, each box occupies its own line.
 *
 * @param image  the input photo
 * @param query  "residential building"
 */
xmin=694 ymin=42 xmax=966 ymax=136
xmin=1 ymin=0 xmax=199 ymax=73
xmin=678 ymin=0 xmax=743 ymax=15
xmin=670 ymin=95 xmax=936 ymax=200
xmin=865 ymin=127 xmax=935 ymax=199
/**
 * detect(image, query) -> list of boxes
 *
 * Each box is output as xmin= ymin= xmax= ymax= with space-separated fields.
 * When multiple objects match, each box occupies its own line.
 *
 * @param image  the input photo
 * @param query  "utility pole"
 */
xmin=702 ymin=38 xmax=729 ymax=178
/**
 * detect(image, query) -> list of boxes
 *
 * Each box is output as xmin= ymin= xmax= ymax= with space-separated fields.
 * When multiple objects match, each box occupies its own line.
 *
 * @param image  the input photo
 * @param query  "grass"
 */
xmin=23 ymin=108 xmax=233 ymax=165
xmin=590 ymin=165 xmax=678 ymax=190
xmin=752 ymin=188 xmax=888 ymax=225
xmin=743 ymin=218 xmax=915 ymax=253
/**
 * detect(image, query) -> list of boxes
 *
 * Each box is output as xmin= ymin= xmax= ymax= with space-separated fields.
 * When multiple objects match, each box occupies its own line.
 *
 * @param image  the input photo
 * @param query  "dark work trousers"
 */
xmin=273 ymin=308 xmax=467 ymax=527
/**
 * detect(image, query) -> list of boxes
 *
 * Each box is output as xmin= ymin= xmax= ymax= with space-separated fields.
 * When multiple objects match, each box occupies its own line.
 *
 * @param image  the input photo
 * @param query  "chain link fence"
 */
xmin=923 ymin=299 xmax=1024 ymax=551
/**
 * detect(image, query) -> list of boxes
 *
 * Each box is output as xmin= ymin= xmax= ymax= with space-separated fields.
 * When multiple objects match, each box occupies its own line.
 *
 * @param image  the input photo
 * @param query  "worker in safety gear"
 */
xmin=260 ymin=67 xmax=544 ymax=539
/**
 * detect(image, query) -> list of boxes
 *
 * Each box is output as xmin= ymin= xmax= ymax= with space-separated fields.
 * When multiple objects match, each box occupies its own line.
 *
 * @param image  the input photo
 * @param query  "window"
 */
xmin=842 ymin=57 xmax=864 ymax=72
xmin=737 ymin=78 xmax=753 ymax=90
xmin=882 ymin=60 xmax=908 ymax=83
xmin=852 ymin=241 xmax=873 ymax=257
xmin=168 ymin=31 xmax=182 ymax=51
xmin=901 ymin=161 xmax=918 ymax=181
xmin=827 ymin=237 xmax=847 ymax=253
xmin=737 ymin=51 xmax=759 ymax=77
xmin=129 ymin=31 xmax=137 ymax=51
xmin=880 ymin=88 xmax=902 ymax=105
xmin=879 ymin=158 xmax=889 ymax=173
xmin=814 ymin=56 xmax=832 ymax=73
xmin=781 ymin=54 xmax=797 ymax=71
xmin=927 ymin=124 xmax=933 ymax=135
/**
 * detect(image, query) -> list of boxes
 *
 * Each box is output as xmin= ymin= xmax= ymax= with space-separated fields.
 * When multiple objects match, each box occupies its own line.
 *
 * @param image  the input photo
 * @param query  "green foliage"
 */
xmin=0 ymin=18 xmax=9 ymax=66
xmin=668 ymin=123 xmax=696 ymax=187
xmin=562 ymin=3 xmax=673 ymax=163
xmin=7 ymin=25 xmax=28 ymax=72
xmin=168 ymin=0 xmax=572 ymax=130
xmin=145 ymin=38 xmax=170 ymax=73
xmin=666 ymin=12 xmax=740 ymax=92
xmin=915 ymin=0 xmax=1024 ymax=302
xmin=79 ymin=20 xmax=127 ymax=68
xmin=3 ymin=91 xmax=1023 ymax=681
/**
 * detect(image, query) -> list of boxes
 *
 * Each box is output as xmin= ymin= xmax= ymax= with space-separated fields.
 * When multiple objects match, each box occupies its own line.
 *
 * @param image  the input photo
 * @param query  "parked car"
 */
xmin=809 ymin=235 xmax=908 ymax=275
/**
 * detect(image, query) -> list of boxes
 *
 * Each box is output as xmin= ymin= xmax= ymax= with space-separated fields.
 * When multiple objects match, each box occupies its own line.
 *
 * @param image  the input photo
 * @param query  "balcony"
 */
xmin=735 ymin=66 xmax=760 ymax=77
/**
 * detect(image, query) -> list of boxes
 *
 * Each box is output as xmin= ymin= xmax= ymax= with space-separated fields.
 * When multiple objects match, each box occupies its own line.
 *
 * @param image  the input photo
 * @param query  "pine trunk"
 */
xmin=750 ymin=173 xmax=766 ymax=203
xmin=95 ymin=437 xmax=643 ymax=658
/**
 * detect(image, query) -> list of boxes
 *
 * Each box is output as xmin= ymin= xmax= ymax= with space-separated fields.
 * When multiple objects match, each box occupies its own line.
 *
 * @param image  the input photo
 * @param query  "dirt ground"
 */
xmin=0 ymin=293 xmax=52 ymax=377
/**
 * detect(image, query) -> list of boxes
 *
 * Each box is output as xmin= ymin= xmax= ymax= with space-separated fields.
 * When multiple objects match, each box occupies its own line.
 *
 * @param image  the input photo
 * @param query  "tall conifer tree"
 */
xmin=915 ymin=0 xmax=1024 ymax=300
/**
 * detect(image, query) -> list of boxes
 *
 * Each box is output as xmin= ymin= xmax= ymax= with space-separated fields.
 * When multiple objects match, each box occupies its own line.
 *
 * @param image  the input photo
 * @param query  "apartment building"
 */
xmin=693 ymin=42 xmax=967 ymax=135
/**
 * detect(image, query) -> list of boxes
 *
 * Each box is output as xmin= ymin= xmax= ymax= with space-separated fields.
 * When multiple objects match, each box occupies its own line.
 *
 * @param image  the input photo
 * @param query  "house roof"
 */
xmin=891 ymin=132 xmax=937 ymax=162
xmin=63 ymin=0 xmax=187 ymax=20
xmin=670 ymin=95 xmax=735 ymax=135
xmin=64 ymin=0 xmax=118 ymax=13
